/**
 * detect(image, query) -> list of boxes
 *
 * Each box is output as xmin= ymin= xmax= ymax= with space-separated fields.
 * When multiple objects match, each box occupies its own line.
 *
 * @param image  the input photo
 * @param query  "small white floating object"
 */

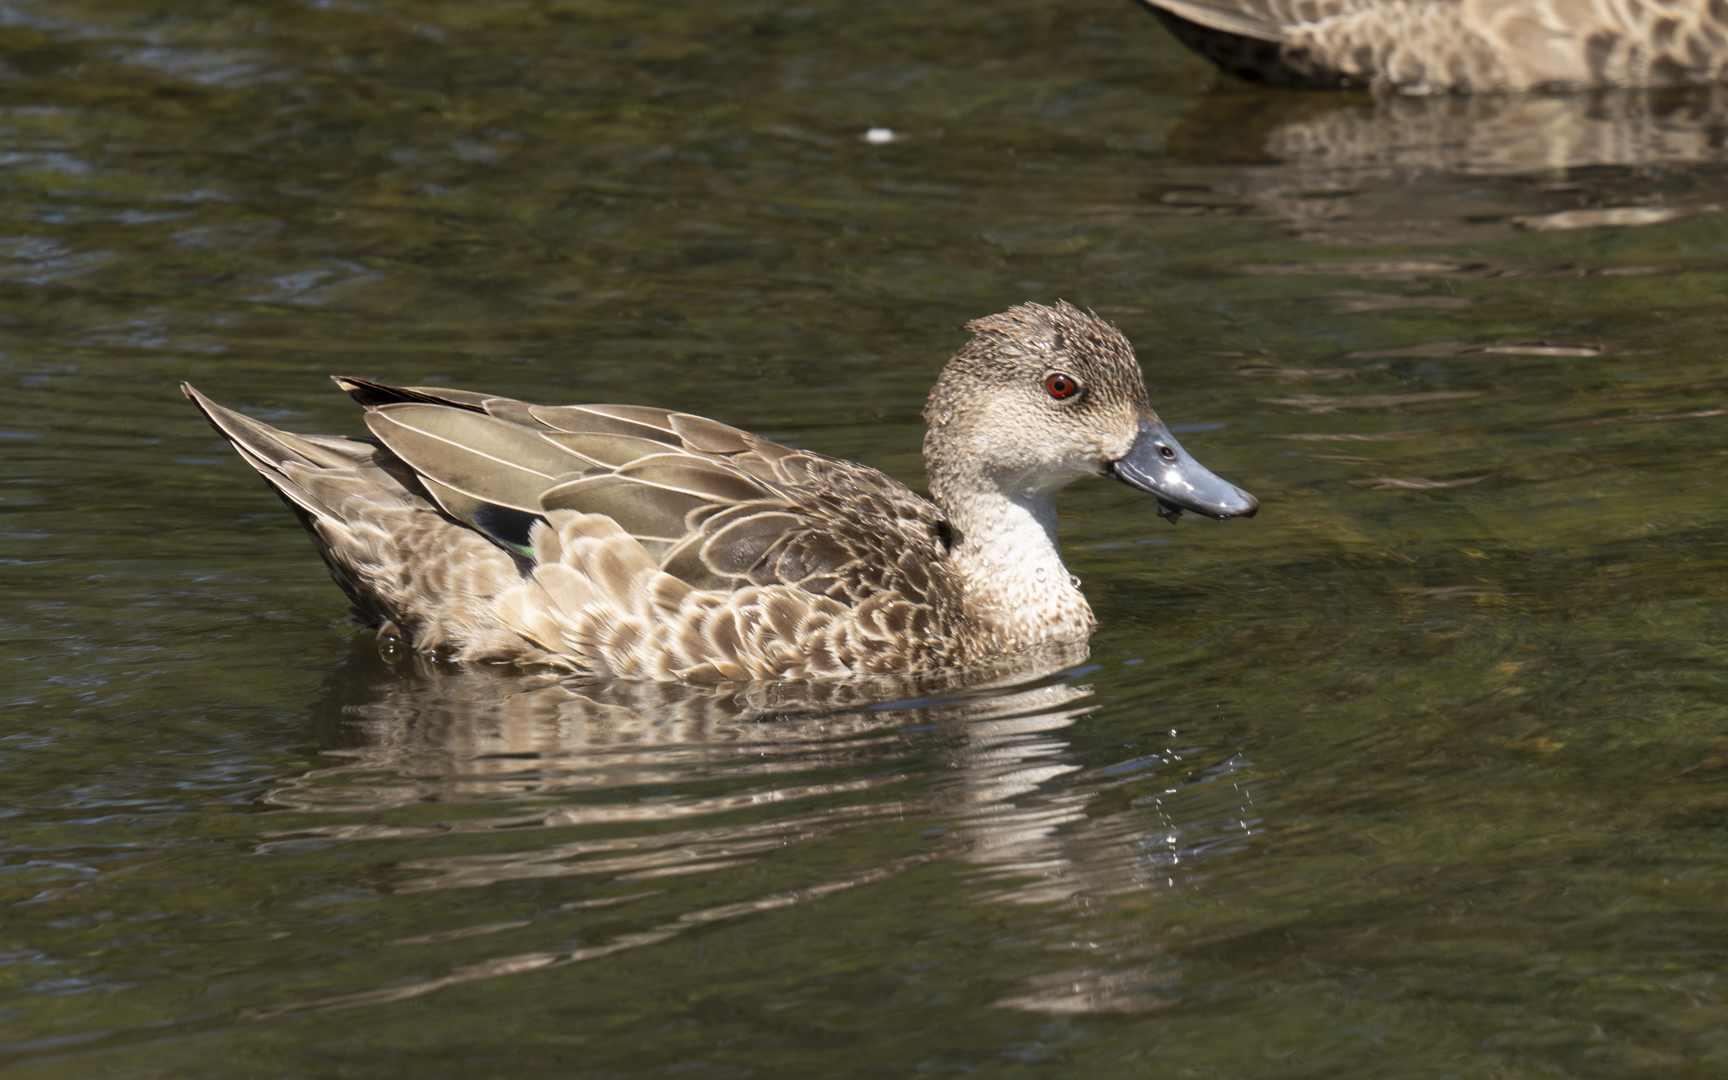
xmin=1512 ymin=205 xmax=1714 ymax=232
xmin=862 ymin=127 xmax=897 ymax=145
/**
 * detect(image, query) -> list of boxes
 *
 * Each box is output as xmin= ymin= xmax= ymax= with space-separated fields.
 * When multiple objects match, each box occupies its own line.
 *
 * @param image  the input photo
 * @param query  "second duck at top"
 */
xmin=1140 ymin=0 xmax=1728 ymax=93
xmin=184 ymin=302 xmax=1257 ymax=682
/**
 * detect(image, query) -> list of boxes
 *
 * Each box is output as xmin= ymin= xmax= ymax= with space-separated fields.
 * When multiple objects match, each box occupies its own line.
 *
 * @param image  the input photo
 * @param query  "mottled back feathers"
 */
xmin=185 ymin=375 xmax=967 ymax=681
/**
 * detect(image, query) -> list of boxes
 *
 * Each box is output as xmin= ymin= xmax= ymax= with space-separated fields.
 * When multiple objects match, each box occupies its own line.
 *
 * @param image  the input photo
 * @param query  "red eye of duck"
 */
xmin=1045 ymin=373 xmax=1078 ymax=400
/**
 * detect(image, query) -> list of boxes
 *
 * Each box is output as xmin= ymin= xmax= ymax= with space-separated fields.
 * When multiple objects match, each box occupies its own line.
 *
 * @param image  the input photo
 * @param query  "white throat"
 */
xmin=941 ymin=478 xmax=1095 ymax=652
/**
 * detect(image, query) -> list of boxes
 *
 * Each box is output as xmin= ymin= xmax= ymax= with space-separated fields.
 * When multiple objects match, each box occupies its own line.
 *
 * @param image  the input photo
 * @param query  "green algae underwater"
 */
xmin=2 ymin=0 xmax=1728 ymax=1076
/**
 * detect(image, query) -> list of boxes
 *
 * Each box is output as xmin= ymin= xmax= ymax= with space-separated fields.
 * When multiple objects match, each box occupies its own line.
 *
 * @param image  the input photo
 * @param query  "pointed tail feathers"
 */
xmin=182 ymin=382 xmax=389 ymax=523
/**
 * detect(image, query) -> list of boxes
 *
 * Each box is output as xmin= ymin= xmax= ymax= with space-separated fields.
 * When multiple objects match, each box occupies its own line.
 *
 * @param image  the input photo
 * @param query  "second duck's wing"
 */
xmin=1143 ymin=0 xmax=1728 ymax=92
xmin=1137 ymin=0 xmax=1354 ymax=88
xmin=1141 ymin=0 xmax=1295 ymax=41
xmin=335 ymin=377 xmax=957 ymax=605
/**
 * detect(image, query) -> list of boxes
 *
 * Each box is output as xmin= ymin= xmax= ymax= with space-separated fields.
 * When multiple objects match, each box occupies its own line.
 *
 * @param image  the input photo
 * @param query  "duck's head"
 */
xmin=923 ymin=301 xmax=1258 ymax=522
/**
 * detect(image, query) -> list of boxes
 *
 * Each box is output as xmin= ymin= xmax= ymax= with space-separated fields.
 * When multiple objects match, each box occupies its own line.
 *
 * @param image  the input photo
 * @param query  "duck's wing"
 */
xmin=1140 ymin=0 xmax=1407 ymax=39
xmin=335 ymin=377 xmax=955 ymax=603
xmin=1140 ymin=0 xmax=1292 ymax=41
xmin=1137 ymin=0 xmax=1344 ymax=88
xmin=1138 ymin=0 xmax=1455 ymax=90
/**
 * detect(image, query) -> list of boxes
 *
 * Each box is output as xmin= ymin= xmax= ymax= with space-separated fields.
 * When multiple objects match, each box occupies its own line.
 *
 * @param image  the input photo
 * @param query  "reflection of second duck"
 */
xmin=1170 ymin=85 xmax=1728 ymax=176
xmin=186 ymin=302 xmax=1256 ymax=680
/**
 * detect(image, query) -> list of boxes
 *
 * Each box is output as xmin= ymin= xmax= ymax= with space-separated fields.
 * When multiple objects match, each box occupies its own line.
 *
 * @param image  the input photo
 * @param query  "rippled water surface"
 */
xmin=4 ymin=1 xmax=1728 ymax=1076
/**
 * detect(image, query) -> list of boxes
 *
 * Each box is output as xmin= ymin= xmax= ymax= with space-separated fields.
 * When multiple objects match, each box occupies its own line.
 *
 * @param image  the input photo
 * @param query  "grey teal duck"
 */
xmin=184 ymin=302 xmax=1258 ymax=682
xmin=1139 ymin=0 xmax=1728 ymax=92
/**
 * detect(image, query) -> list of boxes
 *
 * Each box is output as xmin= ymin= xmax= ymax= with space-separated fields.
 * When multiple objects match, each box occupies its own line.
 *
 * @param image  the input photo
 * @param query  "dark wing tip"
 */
xmin=332 ymin=375 xmax=491 ymax=413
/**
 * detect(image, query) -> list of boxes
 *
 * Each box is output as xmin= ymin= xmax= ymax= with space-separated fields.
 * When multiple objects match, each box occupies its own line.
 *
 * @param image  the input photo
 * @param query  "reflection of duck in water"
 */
xmin=276 ymin=642 xmax=1095 ymax=821
xmin=185 ymin=302 xmax=1256 ymax=681
xmin=1141 ymin=0 xmax=1728 ymax=93
xmin=1172 ymin=85 xmax=1728 ymax=174
xmin=283 ymin=637 xmax=1094 ymax=816
xmin=257 ymin=654 xmax=1257 ymax=1018
xmin=1159 ymin=85 xmax=1728 ymax=246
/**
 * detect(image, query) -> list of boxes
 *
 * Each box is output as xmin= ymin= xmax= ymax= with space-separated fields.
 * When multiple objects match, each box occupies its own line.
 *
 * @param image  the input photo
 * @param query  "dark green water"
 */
xmin=4 ymin=0 xmax=1728 ymax=1075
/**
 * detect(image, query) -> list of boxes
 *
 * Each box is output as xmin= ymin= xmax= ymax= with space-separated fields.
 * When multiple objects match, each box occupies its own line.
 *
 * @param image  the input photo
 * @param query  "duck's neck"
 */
xmin=933 ymin=470 xmax=1096 ymax=652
